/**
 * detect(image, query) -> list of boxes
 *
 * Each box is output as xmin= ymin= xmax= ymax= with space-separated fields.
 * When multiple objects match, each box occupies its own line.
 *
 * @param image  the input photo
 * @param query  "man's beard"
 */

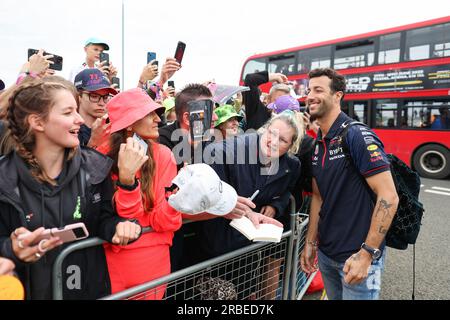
xmin=309 ymin=100 xmax=331 ymax=121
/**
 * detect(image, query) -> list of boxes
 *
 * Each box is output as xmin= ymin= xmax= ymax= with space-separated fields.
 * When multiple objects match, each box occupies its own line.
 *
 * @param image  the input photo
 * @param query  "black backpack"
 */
xmin=339 ymin=120 xmax=425 ymax=250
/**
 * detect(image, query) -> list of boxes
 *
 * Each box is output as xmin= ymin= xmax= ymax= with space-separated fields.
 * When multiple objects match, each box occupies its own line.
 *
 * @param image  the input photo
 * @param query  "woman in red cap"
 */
xmin=103 ymin=88 xmax=182 ymax=299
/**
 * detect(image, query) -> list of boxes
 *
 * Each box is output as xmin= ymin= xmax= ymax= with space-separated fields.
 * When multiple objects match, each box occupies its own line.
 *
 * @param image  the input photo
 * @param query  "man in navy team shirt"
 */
xmin=300 ymin=68 xmax=399 ymax=300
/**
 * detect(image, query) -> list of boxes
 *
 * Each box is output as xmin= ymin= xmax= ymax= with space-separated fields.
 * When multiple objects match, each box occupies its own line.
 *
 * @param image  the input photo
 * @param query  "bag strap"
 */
xmin=339 ymin=120 xmax=377 ymax=203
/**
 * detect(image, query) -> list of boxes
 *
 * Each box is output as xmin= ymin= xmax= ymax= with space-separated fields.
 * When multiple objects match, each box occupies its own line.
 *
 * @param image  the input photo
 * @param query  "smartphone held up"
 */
xmin=174 ymin=41 xmax=186 ymax=64
xmin=27 ymin=48 xmax=63 ymax=71
xmin=147 ymin=51 xmax=156 ymax=64
xmin=111 ymin=77 xmax=120 ymax=90
xmin=188 ymin=99 xmax=214 ymax=142
xmin=99 ymin=52 xmax=110 ymax=67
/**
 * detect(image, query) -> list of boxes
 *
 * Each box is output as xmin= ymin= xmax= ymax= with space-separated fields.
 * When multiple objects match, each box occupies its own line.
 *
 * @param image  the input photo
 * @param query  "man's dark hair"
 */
xmin=308 ymin=68 xmax=346 ymax=99
xmin=174 ymin=84 xmax=212 ymax=121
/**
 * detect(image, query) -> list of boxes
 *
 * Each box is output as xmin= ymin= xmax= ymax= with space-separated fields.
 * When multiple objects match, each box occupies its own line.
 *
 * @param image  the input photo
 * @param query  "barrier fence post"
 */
xmin=292 ymin=215 xmax=310 ymax=300
xmin=52 ymin=238 xmax=105 ymax=300
xmin=282 ymin=195 xmax=297 ymax=300
xmin=52 ymin=227 xmax=152 ymax=300
xmin=289 ymin=216 xmax=301 ymax=299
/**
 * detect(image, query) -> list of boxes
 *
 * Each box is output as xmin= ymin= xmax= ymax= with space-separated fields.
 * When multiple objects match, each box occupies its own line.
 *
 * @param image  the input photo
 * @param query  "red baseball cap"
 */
xmin=107 ymin=88 xmax=165 ymax=133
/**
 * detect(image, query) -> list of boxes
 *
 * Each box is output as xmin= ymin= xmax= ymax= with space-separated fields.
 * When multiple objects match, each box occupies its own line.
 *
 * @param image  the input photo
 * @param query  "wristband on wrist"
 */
xmin=16 ymin=71 xmax=38 ymax=85
xmin=116 ymin=178 xmax=139 ymax=191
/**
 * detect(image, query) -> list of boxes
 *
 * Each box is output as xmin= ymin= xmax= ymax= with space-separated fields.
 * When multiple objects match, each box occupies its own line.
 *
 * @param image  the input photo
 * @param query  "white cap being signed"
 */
xmin=168 ymin=163 xmax=237 ymax=215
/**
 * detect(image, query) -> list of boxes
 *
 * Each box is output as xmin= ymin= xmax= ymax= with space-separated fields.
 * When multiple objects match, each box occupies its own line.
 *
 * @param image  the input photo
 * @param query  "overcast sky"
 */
xmin=1 ymin=0 xmax=449 ymax=90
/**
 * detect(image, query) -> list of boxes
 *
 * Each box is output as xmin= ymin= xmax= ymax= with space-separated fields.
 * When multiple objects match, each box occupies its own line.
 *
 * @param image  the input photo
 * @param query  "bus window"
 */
xmin=405 ymin=23 xmax=450 ymax=61
xmin=353 ymin=101 xmax=368 ymax=124
xmin=268 ymin=53 xmax=296 ymax=75
xmin=379 ymin=33 xmax=401 ymax=64
xmin=297 ymin=46 xmax=332 ymax=73
xmin=334 ymin=39 xmax=375 ymax=70
xmin=430 ymin=105 xmax=450 ymax=130
xmin=432 ymin=23 xmax=450 ymax=58
xmin=375 ymin=99 xmax=398 ymax=128
xmin=402 ymin=101 xmax=432 ymax=128
xmin=242 ymin=58 xmax=267 ymax=80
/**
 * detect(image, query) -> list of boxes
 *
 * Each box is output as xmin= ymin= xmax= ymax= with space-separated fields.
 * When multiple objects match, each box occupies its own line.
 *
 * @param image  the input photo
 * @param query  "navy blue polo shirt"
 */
xmin=312 ymin=112 xmax=390 ymax=262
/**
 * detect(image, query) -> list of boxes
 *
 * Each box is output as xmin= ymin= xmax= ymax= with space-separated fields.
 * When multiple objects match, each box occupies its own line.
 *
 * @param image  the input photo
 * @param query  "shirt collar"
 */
xmin=317 ymin=112 xmax=351 ymax=141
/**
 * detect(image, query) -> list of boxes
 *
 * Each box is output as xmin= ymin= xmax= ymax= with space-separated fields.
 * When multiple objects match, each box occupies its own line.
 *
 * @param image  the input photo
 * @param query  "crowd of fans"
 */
xmin=0 ymin=36 xmax=394 ymax=301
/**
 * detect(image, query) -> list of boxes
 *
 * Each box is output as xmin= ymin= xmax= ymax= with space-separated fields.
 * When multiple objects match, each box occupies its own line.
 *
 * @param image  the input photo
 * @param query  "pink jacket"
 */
xmin=106 ymin=142 xmax=182 ymax=251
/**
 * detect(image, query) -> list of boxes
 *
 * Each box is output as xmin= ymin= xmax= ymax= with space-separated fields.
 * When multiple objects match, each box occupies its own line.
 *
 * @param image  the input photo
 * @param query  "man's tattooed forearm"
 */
xmin=378 ymin=226 xmax=388 ymax=235
xmin=375 ymin=198 xmax=393 ymax=222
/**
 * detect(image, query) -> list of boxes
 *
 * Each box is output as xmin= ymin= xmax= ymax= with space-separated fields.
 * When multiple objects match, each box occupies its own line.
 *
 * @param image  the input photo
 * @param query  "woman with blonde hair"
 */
xmin=198 ymin=110 xmax=303 ymax=299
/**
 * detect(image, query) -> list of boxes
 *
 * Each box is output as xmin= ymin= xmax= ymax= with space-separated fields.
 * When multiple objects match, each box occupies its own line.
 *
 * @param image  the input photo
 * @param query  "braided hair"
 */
xmin=6 ymin=79 xmax=77 ymax=185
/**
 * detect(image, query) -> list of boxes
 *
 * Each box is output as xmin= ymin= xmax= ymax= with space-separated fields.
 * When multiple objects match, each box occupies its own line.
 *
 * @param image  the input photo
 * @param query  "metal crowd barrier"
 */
xmin=52 ymin=196 xmax=313 ymax=300
xmin=291 ymin=213 xmax=317 ymax=300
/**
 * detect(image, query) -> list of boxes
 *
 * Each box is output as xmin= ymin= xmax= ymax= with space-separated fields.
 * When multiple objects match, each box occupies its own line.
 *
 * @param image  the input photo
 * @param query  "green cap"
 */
xmin=84 ymin=37 xmax=109 ymax=50
xmin=163 ymin=97 xmax=175 ymax=112
xmin=214 ymin=104 xmax=243 ymax=128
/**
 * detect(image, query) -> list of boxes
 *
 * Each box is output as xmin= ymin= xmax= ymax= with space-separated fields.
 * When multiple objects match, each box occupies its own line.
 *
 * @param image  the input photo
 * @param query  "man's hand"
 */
xmin=246 ymin=211 xmax=283 ymax=228
xmin=118 ymin=137 xmax=149 ymax=185
xmin=158 ymin=58 xmax=181 ymax=85
xmin=112 ymin=221 xmax=141 ymax=246
xmin=300 ymin=241 xmax=318 ymax=273
xmin=343 ymin=250 xmax=373 ymax=285
xmin=88 ymin=114 xmax=111 ymax=148
xmin=223 ymin=196 xmax=256 ymax=220
xmin=260 ymin=205 xmax=276 ymax=218
xmin=268 ymin=73 xmax=288 ymax=84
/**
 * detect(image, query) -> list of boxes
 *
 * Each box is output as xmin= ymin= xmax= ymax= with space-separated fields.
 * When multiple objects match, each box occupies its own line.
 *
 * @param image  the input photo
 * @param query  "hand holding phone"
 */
xmin=111 ymin=77 xmax=120 ymax=90
xmin=27 ymin=48 xmax=63 ymax=71
xmin=17 ymin=223 xmax=89 ymax=245
xmin=100 ymin=52 xmax=110 ymax=67
xmin=168 ymin=81 xmax=175 ymax=89
xmin=117 ymin=136 xmax=149 ymax=185
xmin=188 ymin=99 xmax=214 ymax=141
xmin=174 ymin=41 xmax=186 ymax=64
xmin=132 ymin=133 xmax=148 ymax=155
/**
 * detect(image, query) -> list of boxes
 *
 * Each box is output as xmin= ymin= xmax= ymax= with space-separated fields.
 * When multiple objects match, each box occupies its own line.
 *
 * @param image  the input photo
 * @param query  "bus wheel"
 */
xmin=413 ymin=144 xmax=450 ymax=179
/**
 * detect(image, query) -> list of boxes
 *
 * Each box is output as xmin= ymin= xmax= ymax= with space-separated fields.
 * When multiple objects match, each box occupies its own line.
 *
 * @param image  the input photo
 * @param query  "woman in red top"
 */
xmin=102 ymin=88 xmax=182 ymax=299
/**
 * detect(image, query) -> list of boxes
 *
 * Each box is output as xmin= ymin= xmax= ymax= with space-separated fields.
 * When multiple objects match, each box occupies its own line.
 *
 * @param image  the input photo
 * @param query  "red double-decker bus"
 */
xmin=240 ymin=16 xmax=450 ymax=179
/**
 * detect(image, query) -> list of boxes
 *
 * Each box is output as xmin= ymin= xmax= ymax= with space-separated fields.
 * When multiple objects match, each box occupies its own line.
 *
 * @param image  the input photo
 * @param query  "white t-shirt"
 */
xmin=68 ymin=62 xmax=93 ymax=83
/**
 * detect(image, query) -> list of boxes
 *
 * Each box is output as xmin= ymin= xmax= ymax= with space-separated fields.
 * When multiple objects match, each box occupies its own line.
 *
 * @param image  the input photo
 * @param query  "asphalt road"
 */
xmin=380 ymin=177 xmax=450 ymax=300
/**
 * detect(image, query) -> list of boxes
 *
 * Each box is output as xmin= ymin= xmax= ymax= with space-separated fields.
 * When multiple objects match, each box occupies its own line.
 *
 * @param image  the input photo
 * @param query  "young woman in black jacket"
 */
xmin=0 ymin=79 xmax=141 ymax=299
